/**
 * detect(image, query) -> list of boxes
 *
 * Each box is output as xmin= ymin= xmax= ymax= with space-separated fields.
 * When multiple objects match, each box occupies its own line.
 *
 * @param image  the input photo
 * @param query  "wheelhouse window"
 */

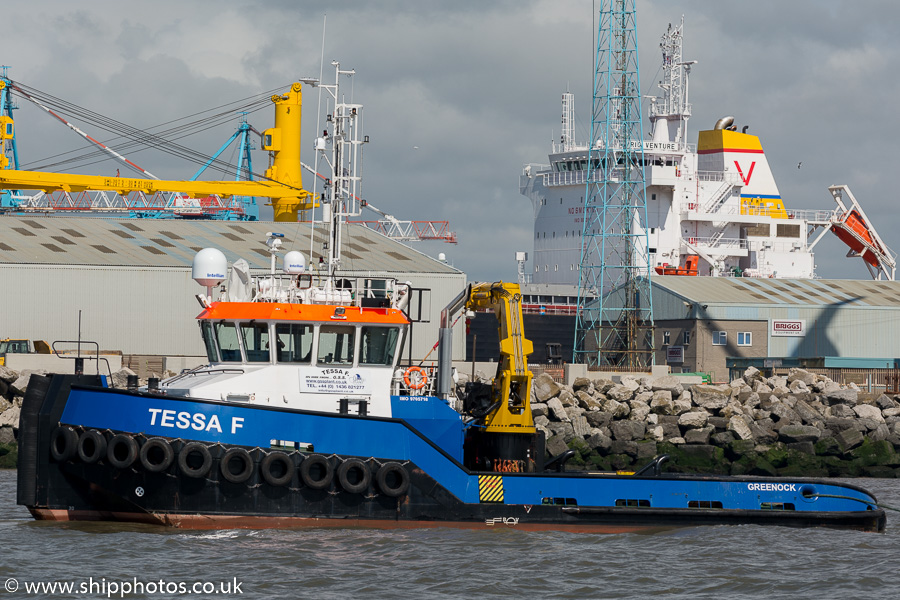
xmin=275 ymin=323 xmax=313 ymax=364
xmin=317 ymin=325 xmax=355 ymax=366
xmin=214 ymin=322 xmax=242 ymax=362
xmin=240 ymin=322 xmax=270 ymax=363
xmin=360 ymin=326 xmax=401 ymax=366
xmin=200 ymin=321 xmax=218 ymax=362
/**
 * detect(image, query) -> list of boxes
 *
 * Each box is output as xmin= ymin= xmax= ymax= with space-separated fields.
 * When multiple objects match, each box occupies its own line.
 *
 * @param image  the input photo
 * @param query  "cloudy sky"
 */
xmin=4 ymin=0 xmax=898 ymax=281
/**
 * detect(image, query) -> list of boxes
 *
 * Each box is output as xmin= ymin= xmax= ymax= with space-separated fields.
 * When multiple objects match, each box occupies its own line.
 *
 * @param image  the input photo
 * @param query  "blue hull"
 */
xmin=16 ymin=375 xmax=887 ymax=532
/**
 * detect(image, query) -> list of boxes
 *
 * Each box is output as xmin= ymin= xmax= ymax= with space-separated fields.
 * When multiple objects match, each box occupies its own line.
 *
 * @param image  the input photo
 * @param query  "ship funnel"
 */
xmin=714 ymin=116 xmax=735 ymax=130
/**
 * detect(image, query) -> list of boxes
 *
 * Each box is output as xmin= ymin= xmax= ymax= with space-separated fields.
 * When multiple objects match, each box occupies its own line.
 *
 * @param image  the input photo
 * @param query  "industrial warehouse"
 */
xmin=0 ymin=215 xmax=466 ymax=372
xmin=622 ymin=276 xmax=900 ymax=382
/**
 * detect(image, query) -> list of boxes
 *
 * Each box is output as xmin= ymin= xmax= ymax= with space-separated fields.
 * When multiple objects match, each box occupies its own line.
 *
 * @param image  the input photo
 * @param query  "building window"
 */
xmin=554 ymin=265 xmax=558 ymax=271
xmin=712 ymin=331 xmax=727 ymax=346
xmin=663 ymin=331 xmax=670 ymax=345
xmin=683 ymin=331 xmax=691 ymax=345
xmin=738 ymin=332 xmax=752 ymax=346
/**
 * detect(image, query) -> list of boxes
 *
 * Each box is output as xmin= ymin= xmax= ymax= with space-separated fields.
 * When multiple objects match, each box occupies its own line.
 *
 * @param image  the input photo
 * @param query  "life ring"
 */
xmin=403 ymin=366 xmax=428 ymax=390
xmin=50 ymin=426 xmax=78 ymax=462
xmin=107 ymin=434 xmax=139 ymax=469
xmin=77 ymin=429 xmax=107 ymax=464
xmin=220 ymin=448 xmax=254 ymax=484
xmin=337 ymin=458 xmax=371 ymax=494
xmin=376 ymin=462 xmax=410 ymax=497
xmin=300 ymin=454 xmax=334 ymax=490
xmin=261 ymin=451 xmax=294 ymax=487
xmin=140 ymin=437 xmax=175 ymax=473
xmin=178 ymin=442 xmax=213 ymax=478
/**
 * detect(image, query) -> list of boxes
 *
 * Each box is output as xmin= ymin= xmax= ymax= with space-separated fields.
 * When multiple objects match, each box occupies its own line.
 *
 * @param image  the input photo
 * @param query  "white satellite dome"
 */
xmin=192 ymin=248 xmax=228 ymax=287
xmin=283 ymin=250 xmax=306 ymax=274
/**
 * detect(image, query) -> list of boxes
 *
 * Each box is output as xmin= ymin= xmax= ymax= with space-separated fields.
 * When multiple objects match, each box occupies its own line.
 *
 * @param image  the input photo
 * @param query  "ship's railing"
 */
xmin=247 ymin=273 xmax=403 ymax=308
xmin=695 ymin=170 xmax=740 ymax=183
xmin=785 ymin=208 xmax=836 ymax=223
xmin=542 ymin=170 xmax=588 ymax=187
xmin=683 ymin=236 xmax=809 ymax=255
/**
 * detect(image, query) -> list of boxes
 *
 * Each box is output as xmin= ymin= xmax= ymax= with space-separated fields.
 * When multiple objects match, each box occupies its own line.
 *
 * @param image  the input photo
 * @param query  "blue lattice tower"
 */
xmin=574 ymin=0 xmax=654 ymax=368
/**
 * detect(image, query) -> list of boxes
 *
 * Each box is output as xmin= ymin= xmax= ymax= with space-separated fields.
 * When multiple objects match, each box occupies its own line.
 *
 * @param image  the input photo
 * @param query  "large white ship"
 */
xmin=520 ymin=19 xmax=895 ymax=286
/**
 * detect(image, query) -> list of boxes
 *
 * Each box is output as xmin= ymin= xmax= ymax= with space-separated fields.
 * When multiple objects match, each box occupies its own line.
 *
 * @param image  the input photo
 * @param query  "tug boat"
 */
xmin=13 ymin=67 xmax=886 ymax=534
xmin=15 ymin=229 xmax=887 ymax=532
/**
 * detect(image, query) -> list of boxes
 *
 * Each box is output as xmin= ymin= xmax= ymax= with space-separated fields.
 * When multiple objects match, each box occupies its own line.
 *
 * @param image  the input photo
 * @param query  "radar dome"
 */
xmin=283 ymin=251 xmax=306 ymax=274
xmin=192 ymin=248 xmax=228 ymax=287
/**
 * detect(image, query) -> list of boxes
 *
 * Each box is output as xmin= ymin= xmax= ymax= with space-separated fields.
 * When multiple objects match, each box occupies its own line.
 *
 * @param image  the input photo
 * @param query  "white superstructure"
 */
xmin=520 ymin=18 xmax=894 ymax=285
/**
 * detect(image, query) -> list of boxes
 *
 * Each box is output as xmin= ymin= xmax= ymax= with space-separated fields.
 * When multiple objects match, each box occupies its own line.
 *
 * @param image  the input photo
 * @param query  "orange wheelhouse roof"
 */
xmin=197 ymin=302 xmax=410 ymax=325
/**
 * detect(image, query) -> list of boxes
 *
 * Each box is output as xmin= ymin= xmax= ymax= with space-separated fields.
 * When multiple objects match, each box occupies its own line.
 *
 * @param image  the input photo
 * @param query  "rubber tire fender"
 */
xmin=376 ymin=462 xmax=410 ymax=497
xmin=77 ymin=429 xmax=107 ymax=464
xmin=178 ymin=442 xmax=213 ymax=479
xmin=260 ymin=451 xmax=294 ymax=487
xmin=140 ymin=437 xmax=175 ymax=473
xmin=107 ymin=434 xmax=139 ymax=469
xmin=299 ymin=454 xmax=334 ymax=490
xmin=337 ymin=458 xmax=371 ymax=494
xmin=220 ymin=447 xmax=254 ymax=484
xmin=49 ymin=426 xmax=78 ymax=462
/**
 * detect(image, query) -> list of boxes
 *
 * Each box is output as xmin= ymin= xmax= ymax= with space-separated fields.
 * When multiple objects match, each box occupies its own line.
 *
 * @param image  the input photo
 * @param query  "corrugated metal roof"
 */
xmin=651 ymin=276 xmax=900 ymax=308
xmin=0 ymin=215 xmax=461 ymax=274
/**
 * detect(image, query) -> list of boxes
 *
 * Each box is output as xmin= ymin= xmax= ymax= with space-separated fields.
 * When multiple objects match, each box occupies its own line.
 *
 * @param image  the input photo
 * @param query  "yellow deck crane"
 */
xmin=439 ymin=281 xmax=542 ymax=473
xmin=0 ymin=82 xmax=315 ymax=221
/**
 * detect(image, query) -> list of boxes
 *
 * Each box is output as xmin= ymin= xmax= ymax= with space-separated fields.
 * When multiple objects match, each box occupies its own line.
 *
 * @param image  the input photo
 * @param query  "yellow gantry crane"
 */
xmin=0 ymin=82 xmax=314 ymax=222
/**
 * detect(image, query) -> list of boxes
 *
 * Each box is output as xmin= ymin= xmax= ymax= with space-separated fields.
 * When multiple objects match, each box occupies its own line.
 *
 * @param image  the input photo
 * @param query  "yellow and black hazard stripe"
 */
xmin=478 ymin=475 xmax=504 ymax=503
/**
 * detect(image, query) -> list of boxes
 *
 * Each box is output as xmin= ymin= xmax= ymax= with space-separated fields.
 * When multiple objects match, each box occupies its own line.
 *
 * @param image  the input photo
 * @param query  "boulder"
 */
xmin=789 ymin=379 xmax=809 ymax=393
xmin=548 ymin=421 xmax=576 ymax=443
xmin=572 ymin=377 xmax=593 ymax=393
xmin=585 ymin=411 xmax=613 ymax=429
xmin=610 ymin=439 xmax=639 ymax=458
xmin=678 ymin=411 xmax=709 ymax=430
xmin=793 ymin=399 xmax=825 ymax=428
xmin=786 ymin=368 xmax=817 ymax=386
xmin=876 ymin=394 xmax=898 ymax=410
xmin=635 ymin=441 xmax=658 ymax=461
xmin=0 ymin=366 xmax=19 ymax=383
xmin=684 ymin=426 xmax=713 ymax=445
xmin=824 ymin=387 xmax=858 ymax=406
xmin=711 ymin=431 xmax=737 ymax=446
xmin=649 ymin=390 xmax=675 ymax=415
xmin=0 ymin=426 xmax=14 ymax=444
xmin=611 ymin=420 xmax=645 ymax=442
xmin=650 ymin=376 xmax=684 ymax=396
xmin=534 ymin=415 xmax=550 ymax=428
xmin=836 ymin=428 xmax=864 ymax=452
xmin=558 ymin=390 xmax=578 ymax=408
xmin=586 ymin=432 xmax=612 ymax=451
xmin=769 ymin=402 xmax=801 ymax=426
xmin=648 ymin=425 xmax=665 ymax=442
xmin=531 ymin=403 xmax=549 ymax=418
xmin=628 ymin=403 xmax=651 ymax=423
xmin=727 ymin=415 xmax=754 ymax=441
xmin=691 ymin=385 xmax=731 ymax=410
xmin=607 ymin=384 xmax=635 ymax=402
xmin=110 ymin=367 xmax=137 ymax=390
xmin=743 ymin=366 xmax=764 ymax=385
xmin=601 ymin=397 xmax=631 ymax=419
xmin=778 ymin=424 xmax=822 ymax=444
xmin=853 ymin=404 xmax=885 ymax=424
xmin=0 ymin=405 xmax=20 ymax=428
xmin=546 ymin=435 xmax=569 ymax=457
xmin=575 ymin=391 xmax=601 ymax=411
xmin=546 ymin=398 xmax=569 ymax=422
xmin=830 ymin=404 xmax=856 ymax=419
xmin=572 ymin=415 xmax=592 ymax=439
xmin=532 ymin=373 xmax=561 ymax=403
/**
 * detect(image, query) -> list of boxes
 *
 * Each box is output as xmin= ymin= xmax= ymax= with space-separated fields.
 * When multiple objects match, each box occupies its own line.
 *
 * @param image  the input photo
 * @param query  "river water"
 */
xmin=0 ymin=470 xmax=898 ymax=599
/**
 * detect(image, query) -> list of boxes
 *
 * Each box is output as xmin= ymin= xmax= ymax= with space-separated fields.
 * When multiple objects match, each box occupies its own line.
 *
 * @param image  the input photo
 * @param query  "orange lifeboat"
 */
xmin=655 ymin=255 xmax=699 ymax=276
xmin=831 ymin=210 xmax=880 ymax=268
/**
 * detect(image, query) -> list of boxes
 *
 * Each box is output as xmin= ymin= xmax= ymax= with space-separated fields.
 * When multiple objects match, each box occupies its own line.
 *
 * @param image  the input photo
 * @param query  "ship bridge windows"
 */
xmin=317 ymin=325 xmax=355 ymax=366
xmin=275 ymin=323 xmax=313 ymax=364
xmin=200 ymin=322 xmax=218 ymax=363
xmin=360 ymin=326 xmax=401 ymax=366
xmin=240 ymin=322 xmax=270 ymax=363
xmin=214 ymin=322 xmax=242 ymax=362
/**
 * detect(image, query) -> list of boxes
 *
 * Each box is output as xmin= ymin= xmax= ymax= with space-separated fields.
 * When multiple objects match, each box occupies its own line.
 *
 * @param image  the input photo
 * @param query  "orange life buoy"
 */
xmin=403 ymin=366 xmax=428 ymax=390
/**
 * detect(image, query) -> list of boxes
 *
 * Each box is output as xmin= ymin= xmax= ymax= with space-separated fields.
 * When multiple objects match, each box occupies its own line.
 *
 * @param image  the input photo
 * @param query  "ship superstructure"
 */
xmin=520 ymin=18 xmax=895 ymax=285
